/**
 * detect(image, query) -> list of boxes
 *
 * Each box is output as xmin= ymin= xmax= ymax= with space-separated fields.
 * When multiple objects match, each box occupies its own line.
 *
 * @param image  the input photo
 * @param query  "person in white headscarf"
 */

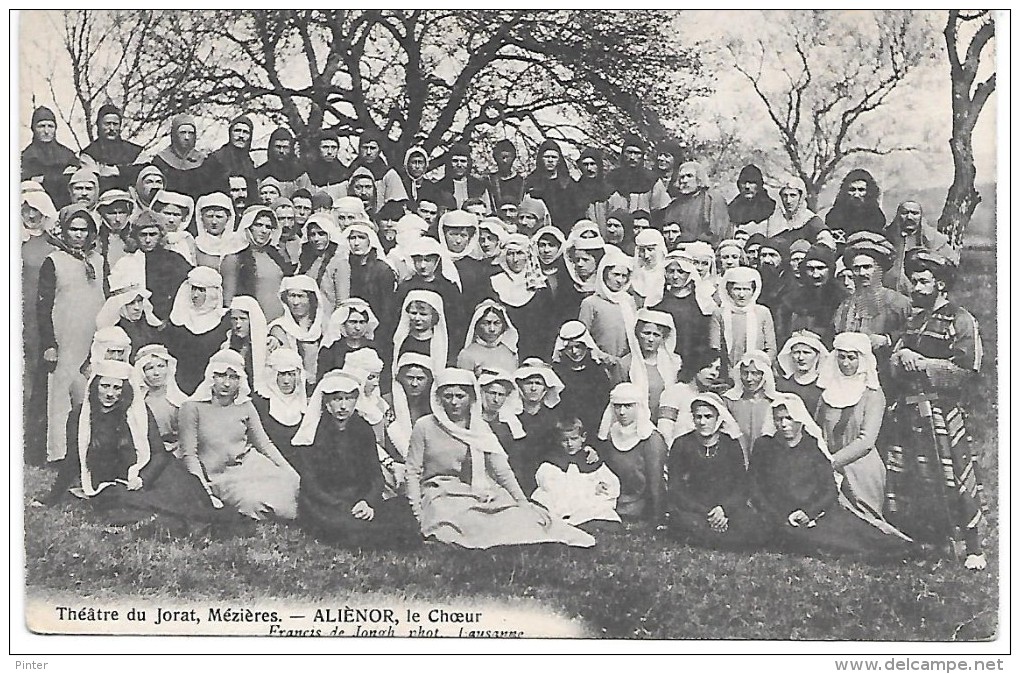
xmin=251 ymin=347 xmax=306 ymax=465
xmin=745 ymin=175 xmax=827 ymax=252
xmin=716 ymin=238 xmax=745 ymax=275
xmin=439 ymin=209 xmax=492 ymax=314
xmin=750 ymin=394 xmax=912 ymax=559
xmin=775 ymin=330 xmax=829 ymax=411
xmin=666 ymin=392 xmax=769 ymax=549
xmin=578 ymin=249 xmax=640 ymax=362
xmin=709 ymin=266 xmax=777 ymax=365
xmin=530 ymin=412 xmax=622 ymax=528
xmin=476 ymin=216 xmax=510 ymax=267
xmin=134 ymin=344 xmax=188 ymax=449
xmin=405 ymin=367 xmax=595 ymax=549
xmin=651 ymin=251 xmax=716 ymax=368
xmin=506 ymin=359 xmax=566 ymax=495
xmin=178 ymin=349 xmax=299 ymax=521
xmin=550 ymin=320 xmax=613 ymax=438
xmin=563 ymin=232 xmax=606 ymax=304
xmin=150 ymin=189 xmax=198 ymax=265
xmin=95 ymin=272 xmax=162 ymax=360
xmin=596 ymin=382 xmax=668 ymax=527
xmin=815 ymin=332 xmax=889 ymax=520
xmin=343 ymin=220 xmax=397 ymax=327
xmin=221 ymin=205 xmax=293 ymax=321
xmin=477 ymin=369 xmax=527 ymax=452
xmin=397 ymin=235 xmax=465 ymax=343
xmin=289 ymin=369 xmax=418 ymax=547
xmin=223 ymin=295 xmax=270 ymax=395
xmin=165 ymin=266 xmax=231 ymax=394
xmin=723 ymin=349 xmax=781 ymax=466
xmin=296 ymin=212 xmax=351 ymax=318
xmin=531 ymin=224 xmax=575 ymax=330
xmin=681 ymin=240 xmax=719 ymax=288
xmin=391 ymin=289 xmax=451 ymax=378
xmin=486 ymin=233 xmax=552 ymax=358
xmin=268 ymin=275 xmax=327 ymax=383
xmin=457 ymin=299 xmax=520 ymax=376
xmin=317 ymin=297 xmax=382 ymax=378
xmin=620 ymin=308 xmax=680 ymax=414
xmin=194 ymin=192 xmax=246 ymax=270
xmin=70 ymin=326 xmax=133 ymax=409
xmin=632 ymin=229 xmax=668 ymax=307
xmin=384 ymin=352 xmax=435 ymax=464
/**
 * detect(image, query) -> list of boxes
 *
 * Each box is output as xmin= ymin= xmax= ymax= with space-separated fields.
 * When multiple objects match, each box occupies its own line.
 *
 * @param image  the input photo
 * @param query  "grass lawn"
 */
xmin=21 ymin=249 xmax=1000 ymax=641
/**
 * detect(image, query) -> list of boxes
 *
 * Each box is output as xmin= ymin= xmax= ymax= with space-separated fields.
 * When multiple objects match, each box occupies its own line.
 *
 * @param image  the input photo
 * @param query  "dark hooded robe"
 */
xmin=727 ymin=164 xmax=776 ymax=227
xmin=574 ymin=147 xmax=614 ymax=227
xmin=484 ymin=139 xmax=526 ymax=210
xmin=825 ymin=169 xmax=887 ymax=239
xmin=425 ymin=143 xmax=492 ymax=211
xmin=21 ymin=107 xmax=81 ymax=210
xmin=605 ymin=134 xmax=670 ymax=216
xmin=80 ymin=104 xmax=143 ymax=192
xmin=207 ymin=114 xmax=260 ymax=203
xmin=305 ymin=129 xmax=350 ymax=189
xmin=524 ymin=139 xmax=583 ymax=232
xmin=152 ymin=114 xmax=227 ymax=200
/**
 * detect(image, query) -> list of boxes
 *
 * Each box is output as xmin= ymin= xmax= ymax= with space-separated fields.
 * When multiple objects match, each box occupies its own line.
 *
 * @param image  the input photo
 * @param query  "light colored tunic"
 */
xmin=405 ymin=415 xmax=595 ymax=549
xmin=579 ymin=294 xmax=631 ymax=359
xmin=532 ymin=460 xmax=622 ymax=526
xmin=221 ymin=249 xmax=286 ymax=321
xmin=178 ymin=400 xmax=299 ymax=520
xmin=817 ymin=387 xmax=888 ymax=519
xmin=456 ymin=342 xmax=518 ymax=376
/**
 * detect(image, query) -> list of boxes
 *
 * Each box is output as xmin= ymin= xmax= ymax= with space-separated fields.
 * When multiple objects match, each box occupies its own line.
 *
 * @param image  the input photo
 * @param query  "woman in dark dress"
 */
xmin=774 ymin=330 xmax=828 ymax=413
xmin=666 ymin=393 xmax=768 ymax=549
xmin=252 ymin=348 xmax=306 ymax=466
xmin=750 ymin=394 xmax=912 ymax=560
xmin=290 ymin=370 xmax=418 ymax=547
xmin=550 ymin=320 xmax=613 ymax=438
xmin=95 ymin=276 xmax=162 ymax=362
xmin=165 ymin=267 xmax=231 ymax=394
xmin=317 ymin=297 xmax=381 ymax=381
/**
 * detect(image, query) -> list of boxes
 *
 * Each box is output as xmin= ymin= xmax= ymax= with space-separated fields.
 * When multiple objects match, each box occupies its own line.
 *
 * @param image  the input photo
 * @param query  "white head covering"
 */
xmin=719 ymin=266 xmax=763 ymax=358
xmin=392 ymin=289 xmax=450 ymax=379
xmin=512 ymin=359 xmax=565 ymax=410
xmin=631 ymin=308 xmax=680 ymax=397
xmin=682 ymin=392 xmax=742 ymax=441
xmin=73 ymin=360 xmax=151 ymax=498
xmin=817 ymin=332 xmax=881 ymax=408
xmin=321 ymin=297 xmax=380 ymax=348
xmin=302 ymin=211 xmax=343 ymax=245
xmin=632 ymin=229 xmax=667 ymax=307
xmin=22 ymin=183 xmax=58 ymax=240
xmin=463 ymin=299 xmax=519 ymax=354
xmin=170 ymin=266 xmax=228 ymax=334
xmin=269 ymin=275 xmax=327 ymax=343
xmin=490 ymin=233 xmax=545 ymax=307
xmin=388 ymin=352 xmax=434 ymax=458
xmin=237 ymin=205 xmax=282 ymax=248
xmin=598 ymin=382 xmax=655 ymax=452
xmin=133 ymin=344 xmax=187 ymax=407
xmin=262 ymin=348 xmax=307 ymax=427
xmin=88 ymin=326 xmax=132 ymax=366
xmin=223 ymin=295 xmax=270 ymax=393
xmin=333 ymin=196 xmax=369 ymax=221
xmin=402 ymin=235 xmax=462 ymax=290
xmin=150 ymin=189 xmax=195 ymax=231
xmin=563 ymin=230 xmax=605 ymax=293
xmin=777 ymin=330 xmax=830 ymax=385
xmin=344 ymin=348 xmax=387 ymax=425
xmin=477 ymin=368 xmax=526 ymax=440
xmin=431 ymin=368 xmax=507 ymax=493
xmin=188 ymin=349 xmax=251 ymax=406
xmin=663 ymin=251 xmax=718 ymax=316
xmin=345 ymin=221 xmax=396 ymax=273
xmin=762 ymin=175 xmax=817 ymax=238
xmin=681 ymin=241 xmax=718 ymax=281
xmin=551 ymin=319 xmax=610 ymax=365
xmin=594 ymin=249 xmax=642 ymax=361
xmin=291 ymin=369 xmax=363 ymax=446
xmin=724 ymin=349 xmax=778 ymax=401
xmin=761 ymin=392 xmax=830 ymax=455
xmin=531 ymin=225 xmax=567 ymax=266
xmin=95 ymin=277 xmax=161 ymax=330
xmin=439 ymin=209 xmax=482 ymax=261
xmin=476 ymin=217 xmax=510 ymax=260
xmin=194 ymin=192 xmax=246 ymax=257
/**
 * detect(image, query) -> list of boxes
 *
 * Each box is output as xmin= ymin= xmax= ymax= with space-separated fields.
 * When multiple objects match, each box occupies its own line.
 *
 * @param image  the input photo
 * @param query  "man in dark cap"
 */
xmin=727 ymin=163 xmax=776 ymax=228
xmin=208 ymin=114 xmax=259 ymax=202
xmin=832 ymin=231 xmax=911 ymax=362
xmin=21 ymin=106 xmax=81 ymax=209
xmin=306 ymin=128 xmax=350 ymax=198
xmin=605 ymin=133 xmax=670 ymax=215
xmin=485 ymin=139 xmax=525 ymax=209
xmin=80 ymin=103 xmax=143 ymax=192
xmin=426 ymin=142 xmax=491 ymax=212
xmin=787 ymin=244 xmax=841 ymax=344
xmin=883 ymin=249 xmax=987 ymax=570
xmin=256 ymin=126 xmax=311 ymax=196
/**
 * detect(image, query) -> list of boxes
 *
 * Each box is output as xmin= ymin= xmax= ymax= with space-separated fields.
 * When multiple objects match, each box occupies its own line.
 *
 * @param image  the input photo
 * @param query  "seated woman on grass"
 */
xmin=666 ymin=393 xmax=767 ymax=550
xmin=290 ymin=369 xmax=418 ymax=548
xmin=405 ymin=367 xmax=595 ymax=549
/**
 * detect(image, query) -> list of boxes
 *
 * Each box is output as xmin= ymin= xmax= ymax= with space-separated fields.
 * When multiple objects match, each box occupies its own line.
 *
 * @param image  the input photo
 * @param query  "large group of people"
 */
xmin=22 ymin=104 xmax=988 ymax=568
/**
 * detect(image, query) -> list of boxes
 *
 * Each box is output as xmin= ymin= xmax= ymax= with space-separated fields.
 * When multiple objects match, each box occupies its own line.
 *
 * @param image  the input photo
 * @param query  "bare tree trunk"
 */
xmin=939 ymin=112 xmax=981 ymax=247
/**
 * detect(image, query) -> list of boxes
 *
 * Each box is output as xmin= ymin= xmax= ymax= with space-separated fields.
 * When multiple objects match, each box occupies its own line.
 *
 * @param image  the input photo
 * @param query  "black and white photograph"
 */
xmin=11 ymin=7 xmax=1007 ymax=661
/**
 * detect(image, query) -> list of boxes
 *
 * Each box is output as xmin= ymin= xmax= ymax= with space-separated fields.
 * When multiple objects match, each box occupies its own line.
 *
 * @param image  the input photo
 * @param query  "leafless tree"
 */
xmin=938 ymin=10 xmax=996 ymax=246
xmin=727 ymin=10 xmax=936 ymax=209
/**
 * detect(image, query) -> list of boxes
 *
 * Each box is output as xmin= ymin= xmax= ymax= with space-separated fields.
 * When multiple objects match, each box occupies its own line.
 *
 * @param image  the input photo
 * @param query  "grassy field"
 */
xmin=21 ymin=248 xmax=1000 ymax=641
